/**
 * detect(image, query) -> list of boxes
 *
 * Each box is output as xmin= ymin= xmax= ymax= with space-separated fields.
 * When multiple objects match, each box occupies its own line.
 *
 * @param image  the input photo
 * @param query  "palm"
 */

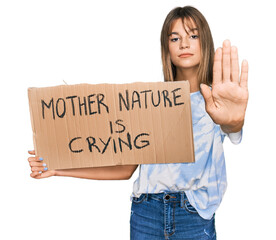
xmin=201 ymin=40 xmax=248 ymax=129
xmin=208 ymin=81 xmax=248 ymax=125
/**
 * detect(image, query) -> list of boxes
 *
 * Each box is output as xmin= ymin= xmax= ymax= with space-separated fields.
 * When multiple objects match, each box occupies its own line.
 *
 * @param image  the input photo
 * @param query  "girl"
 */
xmin=28 ymin=6 xmax=248 ymax=240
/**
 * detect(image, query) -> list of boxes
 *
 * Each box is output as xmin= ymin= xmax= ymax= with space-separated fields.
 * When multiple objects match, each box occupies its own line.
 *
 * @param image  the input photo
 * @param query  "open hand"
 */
xmin=200 ymin=40 xmax=248 ymax=133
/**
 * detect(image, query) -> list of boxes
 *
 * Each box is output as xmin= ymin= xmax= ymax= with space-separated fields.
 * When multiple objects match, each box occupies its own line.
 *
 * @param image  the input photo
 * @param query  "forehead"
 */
xmin=169 ymin=17 xmax=197 ymax=34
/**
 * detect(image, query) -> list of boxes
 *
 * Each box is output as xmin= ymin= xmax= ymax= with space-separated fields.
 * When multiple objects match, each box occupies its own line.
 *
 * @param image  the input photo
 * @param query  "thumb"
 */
xmin=200 ymin=84 xmax=214 ymax=112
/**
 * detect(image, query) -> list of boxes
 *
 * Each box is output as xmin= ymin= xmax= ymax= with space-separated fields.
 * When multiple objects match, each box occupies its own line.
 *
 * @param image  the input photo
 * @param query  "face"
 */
xmin=168 ymin=18 xmax=201 ymax=71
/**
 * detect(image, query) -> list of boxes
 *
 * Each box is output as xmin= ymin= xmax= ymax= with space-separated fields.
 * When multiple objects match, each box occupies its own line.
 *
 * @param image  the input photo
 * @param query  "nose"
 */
xmin=180 ymin=37 xmax=190 ymax=49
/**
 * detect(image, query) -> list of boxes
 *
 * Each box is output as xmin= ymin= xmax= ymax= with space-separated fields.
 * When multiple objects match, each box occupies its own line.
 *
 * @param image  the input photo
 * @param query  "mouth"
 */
xmin=178 ymin=53 xmax=194 ymax=58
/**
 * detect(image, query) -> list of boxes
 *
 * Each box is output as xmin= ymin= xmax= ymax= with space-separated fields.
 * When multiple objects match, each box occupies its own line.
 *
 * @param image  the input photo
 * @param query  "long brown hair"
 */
xmin=160 ymin=6 xmax=214 ymax=86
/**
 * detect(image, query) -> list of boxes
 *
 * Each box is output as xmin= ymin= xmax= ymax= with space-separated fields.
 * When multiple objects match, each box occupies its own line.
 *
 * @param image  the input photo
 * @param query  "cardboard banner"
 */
xmin=28 ymin=81 xmax=194 ymax=170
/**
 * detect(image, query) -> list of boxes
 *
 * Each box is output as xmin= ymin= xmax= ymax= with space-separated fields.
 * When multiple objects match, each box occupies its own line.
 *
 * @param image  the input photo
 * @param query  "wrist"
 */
xmin=53 ymin=169 xmax=62 ymax=177
xmin=221 ymin=119 xmax=244 ymax=133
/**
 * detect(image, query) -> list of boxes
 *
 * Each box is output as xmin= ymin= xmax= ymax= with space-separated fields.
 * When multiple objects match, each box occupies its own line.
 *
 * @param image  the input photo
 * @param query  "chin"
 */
xmin=176 ymin=64 xmax=199 ymax=69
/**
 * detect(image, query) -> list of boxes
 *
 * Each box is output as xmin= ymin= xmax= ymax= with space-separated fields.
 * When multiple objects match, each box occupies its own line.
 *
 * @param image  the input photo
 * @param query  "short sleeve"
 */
xmin=220 ymin=127 xmax=243 ymax=145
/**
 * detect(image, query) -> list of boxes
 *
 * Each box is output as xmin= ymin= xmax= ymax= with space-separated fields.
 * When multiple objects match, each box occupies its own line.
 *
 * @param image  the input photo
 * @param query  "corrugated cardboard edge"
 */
xmin=28 ymin=88 xmax=38 ymax=157
xmin=180 ymin=80 xmax=195 ymax=162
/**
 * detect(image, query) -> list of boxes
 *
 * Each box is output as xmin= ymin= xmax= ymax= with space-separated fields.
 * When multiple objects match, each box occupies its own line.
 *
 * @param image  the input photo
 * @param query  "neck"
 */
xmin=174 ymin=67 xmax=199 ymax=93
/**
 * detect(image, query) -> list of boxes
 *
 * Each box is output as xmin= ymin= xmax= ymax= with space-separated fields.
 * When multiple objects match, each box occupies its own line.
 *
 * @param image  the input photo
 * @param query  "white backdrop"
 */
xmin=0 ymin=0 xmax=275 ymax=239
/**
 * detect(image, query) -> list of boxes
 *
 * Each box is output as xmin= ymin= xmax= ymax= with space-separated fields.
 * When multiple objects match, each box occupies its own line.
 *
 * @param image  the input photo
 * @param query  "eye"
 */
xmin=170 ymin=37 xmax=180 ymax=42
xmin=190 ymin=35 xmax=199 ymax=39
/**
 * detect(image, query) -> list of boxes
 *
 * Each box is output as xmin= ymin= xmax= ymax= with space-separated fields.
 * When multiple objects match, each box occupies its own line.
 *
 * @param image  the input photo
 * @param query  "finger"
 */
xmin=29 ymin=161 xmax=47 ymax=167
xmin=200 ymin=84 xmax=215 ymax=112
xmin=240 ymin=60 xmax=248 ymax=89
xmin=31 ymin=172 xmax=45 ymax=179
xmin=30 ymin=171 xmax=41 ymax=178
xmin=213 ymin=47 xmax=222 ymax=85
xmin=222 ymin=40 xmax=231 ymax=82
xmin=28 ymin=150 xmax=35 ymax=155
xmin=230 ymin=46 xmax=239 ymax=83
xmin=31 ymin=166 xmax=48 ymax=172
xmin=31 ymin=170 xmax=52 ymax=179
xmin=28 ymin=156 xmax=43 ymax=162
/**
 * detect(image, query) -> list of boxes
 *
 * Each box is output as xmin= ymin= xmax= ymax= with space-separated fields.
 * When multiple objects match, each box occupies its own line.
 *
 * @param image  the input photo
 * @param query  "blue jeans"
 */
xmin=130 ymin=192 xmax=216 ymax=240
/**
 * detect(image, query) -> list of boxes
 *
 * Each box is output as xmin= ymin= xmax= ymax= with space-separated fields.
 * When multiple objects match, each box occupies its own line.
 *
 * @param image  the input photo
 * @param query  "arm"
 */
xmin=28 ymin=150 xmax=138 ymax=180
xmin=200 ymin=40 xmax=249 ymax=133
xmin=55 ymin=165 xmax=138 ymax=180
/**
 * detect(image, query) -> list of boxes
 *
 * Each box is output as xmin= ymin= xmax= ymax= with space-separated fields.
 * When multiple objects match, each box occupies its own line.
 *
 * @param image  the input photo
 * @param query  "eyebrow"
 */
xmin=168 ymin=28 xmax=198 ymax=36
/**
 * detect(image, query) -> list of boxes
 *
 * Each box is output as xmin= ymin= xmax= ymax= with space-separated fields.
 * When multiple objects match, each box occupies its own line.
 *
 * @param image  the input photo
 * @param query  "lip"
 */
xmin=178 ymin=53 xmax=194 ymax=58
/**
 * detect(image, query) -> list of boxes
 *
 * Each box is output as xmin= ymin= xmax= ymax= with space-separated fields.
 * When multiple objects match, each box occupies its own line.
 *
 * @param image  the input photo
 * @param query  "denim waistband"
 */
xmin=138 ymin=191 xmax=188 ymax=208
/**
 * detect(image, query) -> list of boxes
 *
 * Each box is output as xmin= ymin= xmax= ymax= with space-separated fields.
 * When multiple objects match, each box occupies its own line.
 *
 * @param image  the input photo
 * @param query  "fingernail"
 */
xmin=231 ymin=46 xmax=237 ymax=52
xmin=39 ymin=157 xmax=43 ymax=161
xmin=39 ymin=171 xmax=42 ymax=174
xmin=42 ymin=163 xmax=47 ymax=167
xmin=224 ymin=40 xmax=230 ymax=47
xmin=44 ymin=167 xmax=48 ymax=171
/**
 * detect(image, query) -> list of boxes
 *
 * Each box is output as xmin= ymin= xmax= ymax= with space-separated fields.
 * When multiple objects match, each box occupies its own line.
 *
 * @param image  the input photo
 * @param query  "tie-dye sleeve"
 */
xmin=220 ymin=127 xmax=243 ymax=145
